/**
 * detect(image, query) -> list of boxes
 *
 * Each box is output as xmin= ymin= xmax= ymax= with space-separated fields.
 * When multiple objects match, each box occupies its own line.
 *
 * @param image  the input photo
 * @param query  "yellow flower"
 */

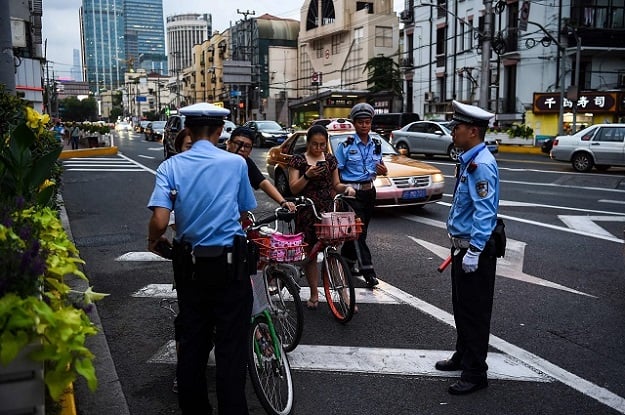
xmin=25 ymin=107 xmax=39 ymax=129
xmin=39 ymin=179 xmax=55 ymax=191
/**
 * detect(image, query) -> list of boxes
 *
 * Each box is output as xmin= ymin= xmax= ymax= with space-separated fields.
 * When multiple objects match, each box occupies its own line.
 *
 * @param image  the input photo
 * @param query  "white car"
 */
xmin=115 ymin=121 xmax=131 ymax=132
xmin=550 ymin=124 xmax=625 ymax=172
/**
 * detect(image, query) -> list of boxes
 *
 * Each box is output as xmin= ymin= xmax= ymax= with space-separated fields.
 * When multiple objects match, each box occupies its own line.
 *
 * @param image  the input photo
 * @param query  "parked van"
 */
xmin=372 ymin=112 xmax=420 ymax=139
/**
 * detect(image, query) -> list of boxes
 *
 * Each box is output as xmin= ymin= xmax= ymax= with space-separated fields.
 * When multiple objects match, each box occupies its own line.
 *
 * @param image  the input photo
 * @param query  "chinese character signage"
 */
xmin=533 ymin=92 xmax=617 ymax=113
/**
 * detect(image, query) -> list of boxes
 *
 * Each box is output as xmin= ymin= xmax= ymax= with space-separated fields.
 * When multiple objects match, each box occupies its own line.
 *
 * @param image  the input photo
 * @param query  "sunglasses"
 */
xmin=232 ymin=140 xmax=253 ymax=150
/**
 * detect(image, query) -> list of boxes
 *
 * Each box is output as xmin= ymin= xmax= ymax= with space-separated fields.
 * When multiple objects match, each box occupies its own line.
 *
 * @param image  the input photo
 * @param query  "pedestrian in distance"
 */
xmin=287 ymin=124 xmax=356 ymax=309
xmin=435 ymin=100 xmax=500 ymax=395
xmin=70 ymin=123 xmax=81 ymax=150
xmin=225 ymin=126 xmax=296 ymax=212
xmin=147 ymin=102 xmax=257 ymax=415
xmin=333 ymin=103 xmax=387 ymax=288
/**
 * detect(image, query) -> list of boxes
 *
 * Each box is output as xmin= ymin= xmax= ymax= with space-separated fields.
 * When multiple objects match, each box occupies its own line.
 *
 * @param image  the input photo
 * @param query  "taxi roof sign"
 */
xmin=326 ymin=119 xmax=354 ymax=131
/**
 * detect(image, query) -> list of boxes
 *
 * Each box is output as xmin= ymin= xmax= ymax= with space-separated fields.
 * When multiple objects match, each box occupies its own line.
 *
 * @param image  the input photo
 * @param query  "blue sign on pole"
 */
xmin=135 ymin=96 xmax=147 ymax=102
xmin=230 ymin=91 xmax=241 ymax=97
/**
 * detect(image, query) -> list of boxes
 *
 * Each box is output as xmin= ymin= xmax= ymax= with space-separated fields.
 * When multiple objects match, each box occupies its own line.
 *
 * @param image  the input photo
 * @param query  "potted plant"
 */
xmin=0 ymin=92 xmax=106 ymax=409
xmin=506 ymin=123 xmax=534 ymax=140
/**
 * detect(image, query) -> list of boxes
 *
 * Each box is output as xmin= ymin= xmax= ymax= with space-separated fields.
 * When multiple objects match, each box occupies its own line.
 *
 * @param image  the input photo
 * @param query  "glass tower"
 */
xmin=81 ymin=0 xmax=125 ymax=92
xmin=81 ymin=0 xmax=166 ymax=92
xmin=124 ymin=0 xmax=167 ymax=75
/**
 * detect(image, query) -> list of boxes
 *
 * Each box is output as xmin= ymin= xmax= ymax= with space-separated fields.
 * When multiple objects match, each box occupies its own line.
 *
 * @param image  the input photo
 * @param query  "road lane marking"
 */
xmin=558 ymin=215 xmax=625 ymax=239
xmin=131 ymin=283 xmax=400 ymax=304
xmin=407 ymin=236 xmax=596 ymax=298
xmin=147 ymin=340 xmax=551 ymax=383
xmin=116 ymin=252 xmax=170 ymax=261
xmin=376 ymin=280 xmax=625 ymax=414
xmin=599 ymin=199 xmax=625 ymax=205
xmin=410 ymin=207 xmax=625 ymax=244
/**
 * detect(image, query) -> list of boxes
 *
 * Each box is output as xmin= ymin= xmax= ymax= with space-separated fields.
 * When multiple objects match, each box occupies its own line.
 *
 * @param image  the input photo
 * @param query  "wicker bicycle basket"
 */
xmin=252 ymin=233 xmax=307 ymax=263
xmin=314 ymin=211 xmax=363 ymax=242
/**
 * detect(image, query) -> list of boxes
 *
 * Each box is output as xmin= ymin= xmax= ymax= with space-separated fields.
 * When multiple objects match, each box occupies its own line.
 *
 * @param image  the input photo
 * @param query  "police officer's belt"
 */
xmin=344 ymin=180 xmax=373 ymax=190
xmin=449 ymin=236 xmax=470 ymax=249
xmin=193 ymin=245 xmax=231 ymax=258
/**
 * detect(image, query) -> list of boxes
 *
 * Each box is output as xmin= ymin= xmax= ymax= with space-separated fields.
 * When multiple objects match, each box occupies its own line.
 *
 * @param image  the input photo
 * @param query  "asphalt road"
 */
xmin=65 ymin=131 xmax=625 ymax=415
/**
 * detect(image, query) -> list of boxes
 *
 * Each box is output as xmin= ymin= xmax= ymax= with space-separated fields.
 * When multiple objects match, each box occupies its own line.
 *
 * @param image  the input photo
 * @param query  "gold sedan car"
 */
xmin=266 ymin=128 xmax=445 ymax=208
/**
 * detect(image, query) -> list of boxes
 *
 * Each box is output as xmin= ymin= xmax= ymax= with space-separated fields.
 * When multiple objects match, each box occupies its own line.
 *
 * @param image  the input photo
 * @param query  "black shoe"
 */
xmin=435 ymin=359 xmax=461 ymax=371
xmin=448 ymin=379 xmax=488 ymax=395
xmin=364 ymin=275 xmax=379 ymax=288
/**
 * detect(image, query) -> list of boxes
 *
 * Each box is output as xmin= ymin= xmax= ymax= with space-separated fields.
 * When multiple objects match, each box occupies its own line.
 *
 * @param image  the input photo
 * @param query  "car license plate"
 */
xmin=402 ymin=189 xmax=427 ymax=200
xmin=277 ymin=137 xmax=285 ymax=144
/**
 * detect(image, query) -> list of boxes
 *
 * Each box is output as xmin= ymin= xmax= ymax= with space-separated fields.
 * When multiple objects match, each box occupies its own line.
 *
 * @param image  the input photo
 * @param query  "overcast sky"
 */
xmin=42 ymin=1 xmax=306 ymax=79
xmin=42 ymin=0 xmax=401 ymax=80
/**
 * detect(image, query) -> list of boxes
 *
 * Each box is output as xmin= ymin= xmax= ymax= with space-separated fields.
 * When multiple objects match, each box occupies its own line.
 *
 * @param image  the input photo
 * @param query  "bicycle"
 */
xmin=292 ymin=194 xmax=362 ymax=324
xmin=243 ymin=208 xmax=305 ymax=353
xmin=248 ymin=241 xmax=296 ymax=415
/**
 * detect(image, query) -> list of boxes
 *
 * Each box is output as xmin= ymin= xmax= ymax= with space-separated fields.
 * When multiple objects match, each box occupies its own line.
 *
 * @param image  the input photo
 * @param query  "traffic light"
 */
xmin=238 ymin=102 xmax=245 ymax=109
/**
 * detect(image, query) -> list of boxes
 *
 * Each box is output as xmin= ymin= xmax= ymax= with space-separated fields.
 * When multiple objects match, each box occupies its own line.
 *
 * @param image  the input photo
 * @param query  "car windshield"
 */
xmin=436 ymin=121 xmax=453 ymax=134
xmin=329 ymin=133 xmax=398 ymax=156
xmin=256 ymin=121 xmax=283 ymax=130
xmin=152 ymin=121 xmax=166 ymax=128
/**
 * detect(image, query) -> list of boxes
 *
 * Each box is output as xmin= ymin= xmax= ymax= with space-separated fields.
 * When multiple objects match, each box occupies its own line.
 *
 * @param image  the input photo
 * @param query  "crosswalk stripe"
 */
xmin=131 ymin=283 xmax=400 ymax=305
xmin=146 ymin=340 xmax=551 ymax=383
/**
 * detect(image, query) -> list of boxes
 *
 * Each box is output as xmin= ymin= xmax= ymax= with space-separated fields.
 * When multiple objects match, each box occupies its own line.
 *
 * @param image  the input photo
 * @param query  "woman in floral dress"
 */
xmin=288 ymin=125 xmax=356 ymax=309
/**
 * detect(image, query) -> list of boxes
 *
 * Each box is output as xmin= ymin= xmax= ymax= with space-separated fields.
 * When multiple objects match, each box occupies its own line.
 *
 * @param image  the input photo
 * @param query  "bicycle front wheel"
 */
xmin=248 ymin=315 xmax=294 ymax=415
xmin=322 ymin=250 xmax=356 ymax=323
xmin=266 ymin=268 xmax=304 ymax=352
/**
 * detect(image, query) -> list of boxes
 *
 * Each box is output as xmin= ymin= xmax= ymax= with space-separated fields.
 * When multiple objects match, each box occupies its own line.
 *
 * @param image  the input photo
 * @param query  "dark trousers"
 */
xmin=341 ymin=188 xmax=377 ymax=277
xmin=175 ymin=255 xmax=253 ymax=415
xmin=450 ymin=247 xmax=496 ymax=383
xmin=70 ymin=136 xmax=79 ymax=149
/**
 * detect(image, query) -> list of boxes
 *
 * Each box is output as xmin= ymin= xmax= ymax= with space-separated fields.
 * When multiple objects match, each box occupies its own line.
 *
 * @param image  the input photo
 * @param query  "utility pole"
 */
xmin=237 ymin=9 xmax=255 ymax=121
xmin=479 ymin=0 xmax=493 ymax=109
xmin=0 ymin=10 xmax=15 ymax=94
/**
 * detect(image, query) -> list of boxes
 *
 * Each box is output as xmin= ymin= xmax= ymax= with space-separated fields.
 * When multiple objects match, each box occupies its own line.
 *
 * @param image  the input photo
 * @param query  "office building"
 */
xmin=166 ymin=13 xmax=211 ymax=75
xmin=124 ymin=0 xmax=167 ymax=75
xmin=81 ymin=0 xmax=166 ymax=92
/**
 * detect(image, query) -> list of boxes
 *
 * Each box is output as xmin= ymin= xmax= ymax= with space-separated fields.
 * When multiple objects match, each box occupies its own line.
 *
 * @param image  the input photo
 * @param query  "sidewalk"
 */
xmin=59 ymin=134 xmax=118 ymax=160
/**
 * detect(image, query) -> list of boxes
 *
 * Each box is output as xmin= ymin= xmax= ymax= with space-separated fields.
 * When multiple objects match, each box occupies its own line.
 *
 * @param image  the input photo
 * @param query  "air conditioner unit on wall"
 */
xmin=424 ymin=91 xmax=435 ymax=101
xmin=399 ymin=10 xmax=413 ymax=23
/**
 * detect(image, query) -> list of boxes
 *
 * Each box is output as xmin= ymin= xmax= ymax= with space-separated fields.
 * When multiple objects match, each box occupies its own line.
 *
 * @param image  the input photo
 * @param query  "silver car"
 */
xmin=550 ymin=124 xmax=625 ymax=172
xmin=389 ymin=120 xmax=498 ymax=161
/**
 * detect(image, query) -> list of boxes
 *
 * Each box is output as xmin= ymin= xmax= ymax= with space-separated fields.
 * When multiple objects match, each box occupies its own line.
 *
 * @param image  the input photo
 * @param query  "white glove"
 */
xmin=462 ymin=250 xmax=480 ymax=273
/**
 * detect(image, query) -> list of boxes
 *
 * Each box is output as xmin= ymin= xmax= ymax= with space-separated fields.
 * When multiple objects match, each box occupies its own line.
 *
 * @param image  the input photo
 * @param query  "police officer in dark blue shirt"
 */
xmin=334 ymin=103 xmax=388 ymax=287
xmin=147 ymin=103 xmax=257 ymax=414
xmin=435 ymin=100 xmax=500 ymax=395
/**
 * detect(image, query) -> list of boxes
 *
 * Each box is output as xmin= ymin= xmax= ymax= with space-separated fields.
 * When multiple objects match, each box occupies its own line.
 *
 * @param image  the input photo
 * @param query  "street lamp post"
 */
xmin=572 ymin=33 xmax=581 ymax=132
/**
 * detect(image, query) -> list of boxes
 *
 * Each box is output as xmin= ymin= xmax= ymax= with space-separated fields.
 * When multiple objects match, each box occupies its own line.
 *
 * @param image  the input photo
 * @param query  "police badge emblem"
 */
xmin=476 ymin=180 xmax=489 ymax=197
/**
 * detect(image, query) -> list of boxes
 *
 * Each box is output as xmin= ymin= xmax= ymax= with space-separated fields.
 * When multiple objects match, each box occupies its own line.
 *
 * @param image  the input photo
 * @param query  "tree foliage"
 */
xmin=364 ymin=56 xmax=403 ymax=95
xmin=60 ymin=97 xmax=98 ymax=122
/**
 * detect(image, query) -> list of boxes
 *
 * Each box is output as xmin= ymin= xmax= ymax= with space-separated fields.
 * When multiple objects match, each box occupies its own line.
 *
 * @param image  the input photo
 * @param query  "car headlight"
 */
xmin=261 ymin=132 xmax=272 ymax=137
xmin=374 ymin=177 xmax=392 ymax=187
xmin=432 ymin=173 xmax=445 ymax=183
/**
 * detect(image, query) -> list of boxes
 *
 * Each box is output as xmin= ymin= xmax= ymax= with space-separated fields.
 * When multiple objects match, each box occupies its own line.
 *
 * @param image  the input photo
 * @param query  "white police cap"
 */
xmin=449 ymin=100 xmax=494 ymax=128
xmin=180 ymin=102 xmax=230 ymax=126
xmin=350 ymin=102 xmax=375 ymax=120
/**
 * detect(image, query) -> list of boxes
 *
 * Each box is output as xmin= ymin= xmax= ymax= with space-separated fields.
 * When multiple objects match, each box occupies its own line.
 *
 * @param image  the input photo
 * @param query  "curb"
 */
xmin=497 ymin=144 xmax=544 ymax=155
xmin=58 ymin=195 xmax=131 ymax=415
xmin=59 ymin=146 xmax=118 ymax=159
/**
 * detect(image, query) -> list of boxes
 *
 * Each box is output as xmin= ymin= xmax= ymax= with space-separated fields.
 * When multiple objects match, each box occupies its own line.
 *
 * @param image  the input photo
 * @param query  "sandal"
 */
xmin=306 ymin=299 xmax=319 ymax=310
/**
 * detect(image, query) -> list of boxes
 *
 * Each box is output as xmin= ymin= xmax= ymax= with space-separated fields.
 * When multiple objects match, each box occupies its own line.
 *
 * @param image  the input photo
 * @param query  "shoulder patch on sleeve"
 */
xmin=476 ymin=180 xmax=489 ymax=198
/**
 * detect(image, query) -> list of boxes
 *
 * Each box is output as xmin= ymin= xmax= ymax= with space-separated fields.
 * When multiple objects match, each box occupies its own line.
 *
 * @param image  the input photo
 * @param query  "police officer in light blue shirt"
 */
xmin=435 ymin=100 xmax=500 ymax=396
xmin=334 ymin=102 xmax=388 ymax=288
xmin=147 ymin=102 xmax=256 ymax=414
